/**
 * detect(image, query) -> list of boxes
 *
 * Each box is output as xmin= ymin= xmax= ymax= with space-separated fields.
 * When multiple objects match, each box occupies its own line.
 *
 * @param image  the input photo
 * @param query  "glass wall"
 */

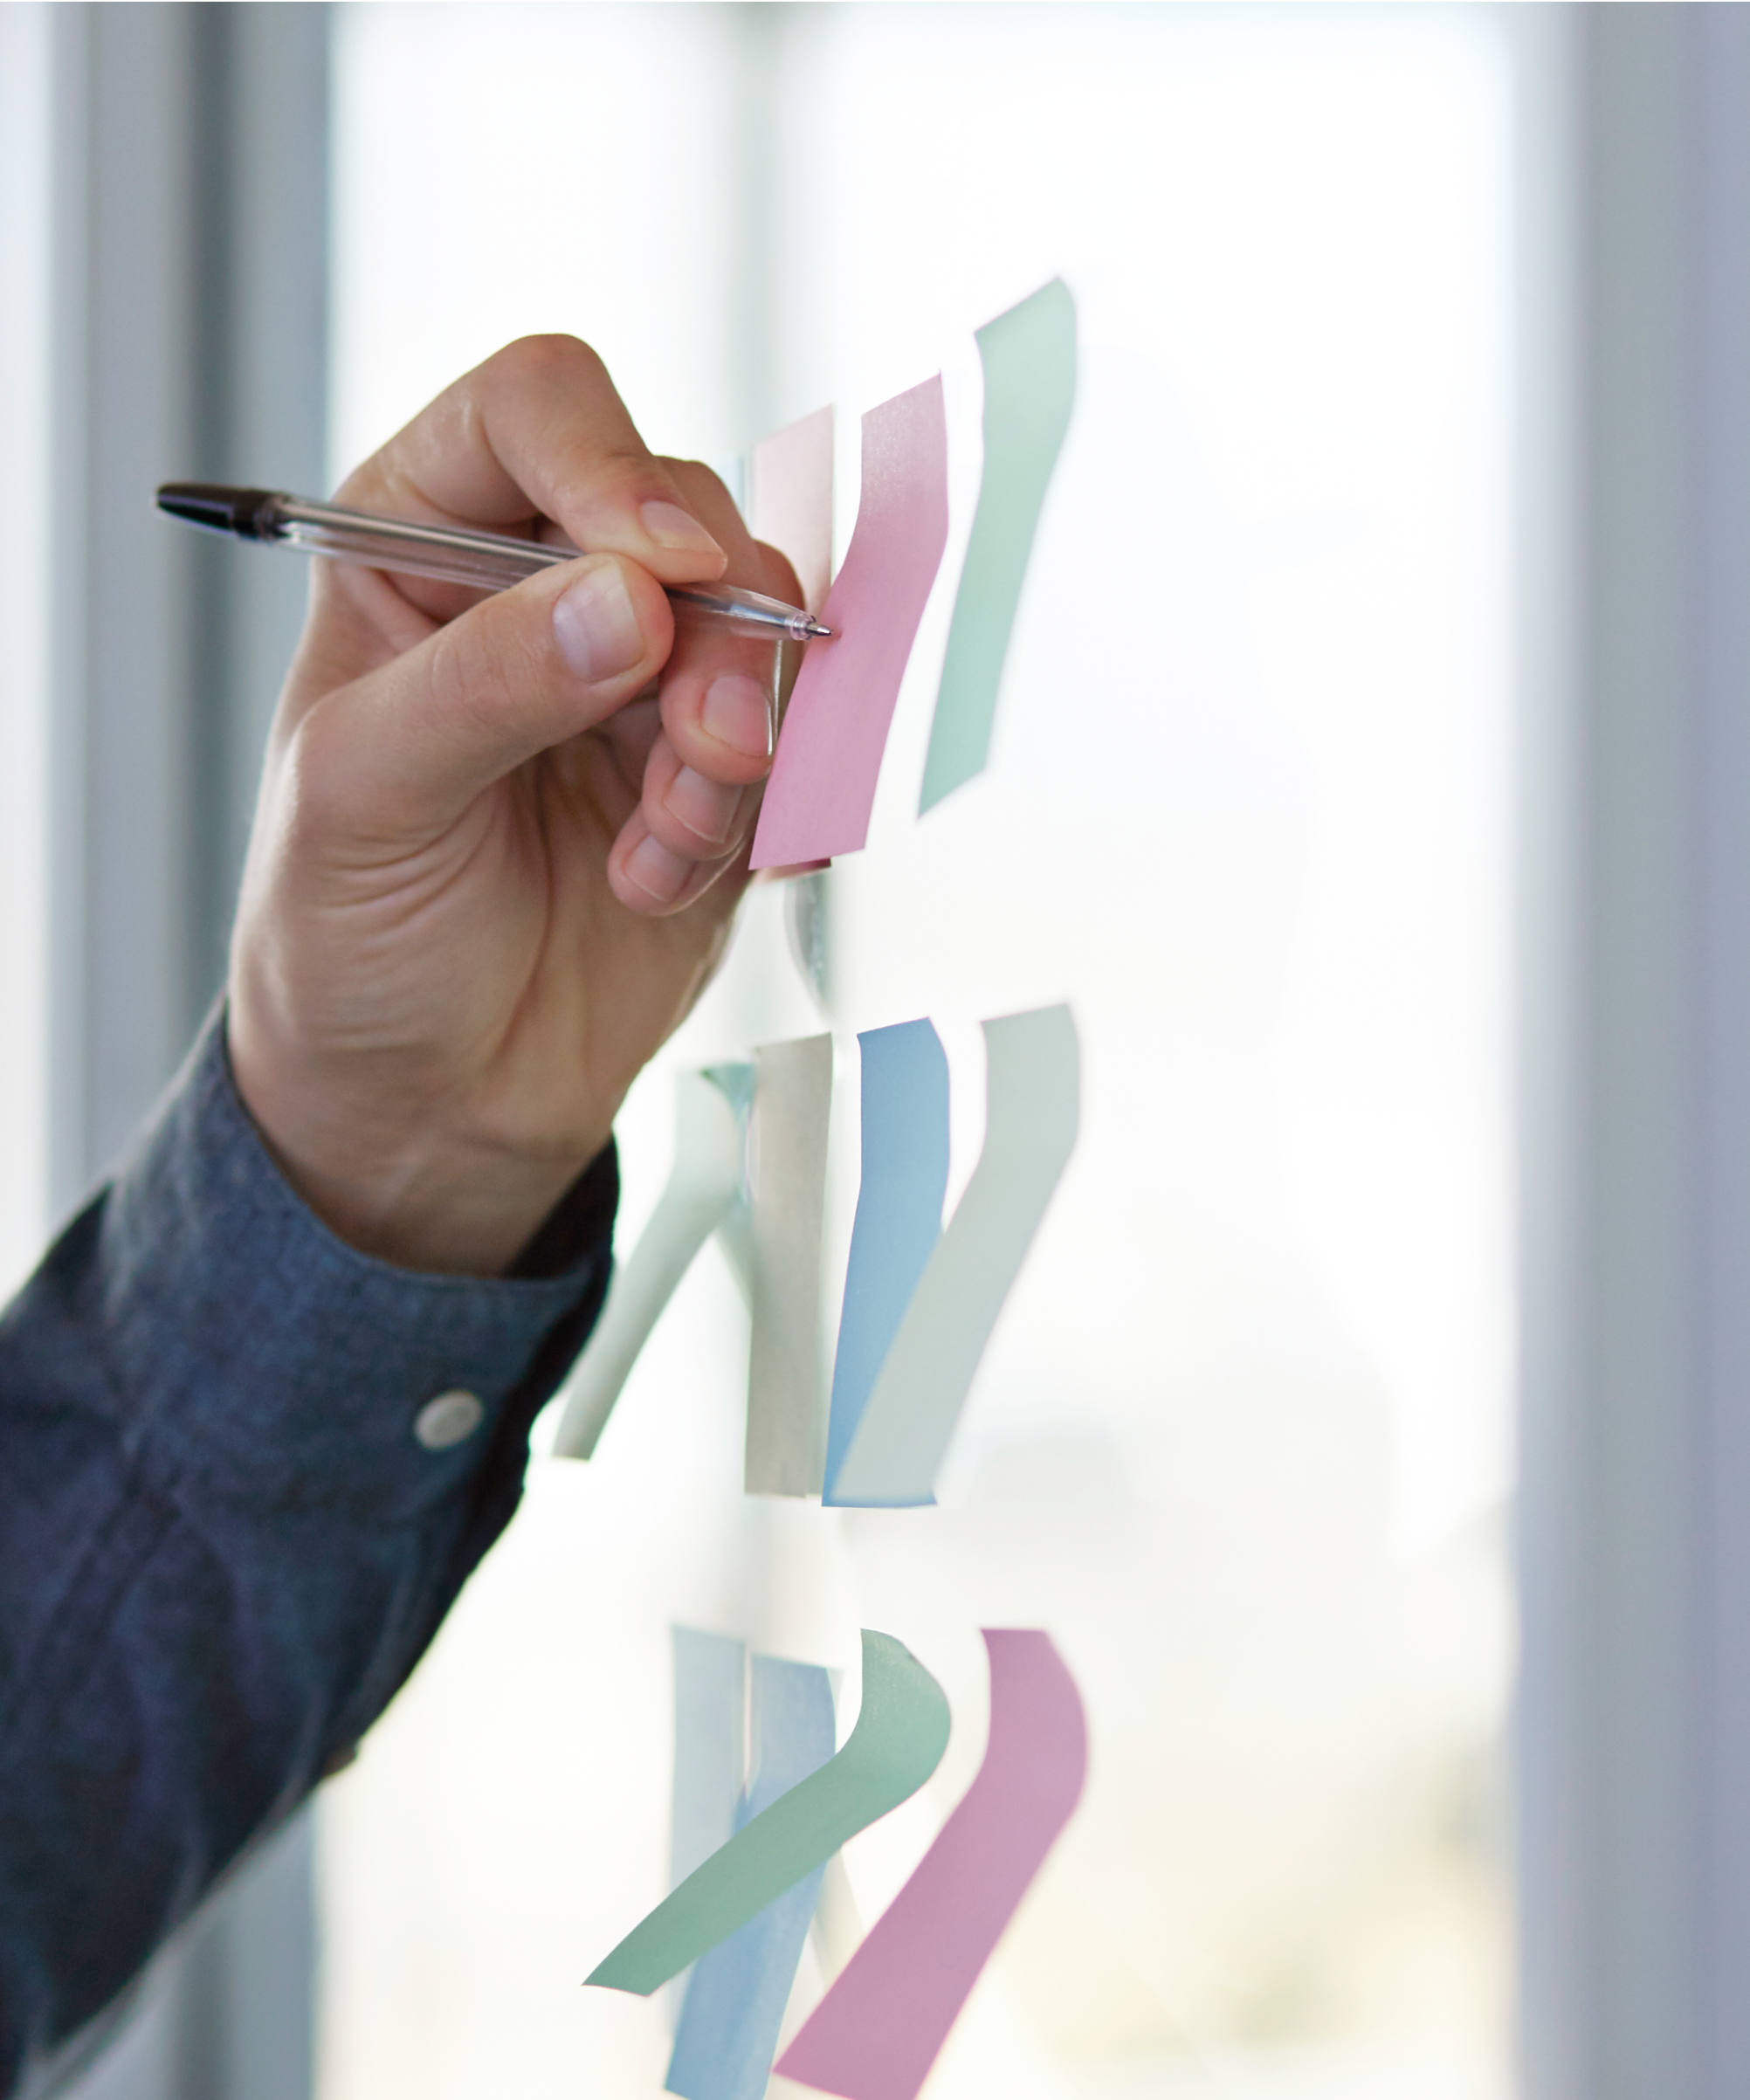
xmin=321 ymin=9 xmax=1515 ymax=2097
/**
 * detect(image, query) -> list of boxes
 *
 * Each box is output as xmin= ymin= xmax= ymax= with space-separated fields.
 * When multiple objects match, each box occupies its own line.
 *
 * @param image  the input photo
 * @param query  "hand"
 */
xmin=227 ymin=336 xmax=801 ymax=1276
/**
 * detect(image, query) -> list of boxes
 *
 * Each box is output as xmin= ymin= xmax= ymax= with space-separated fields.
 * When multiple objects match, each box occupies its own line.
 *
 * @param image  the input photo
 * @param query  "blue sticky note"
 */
xmin=829 ymin=1005 xmax=1080 ymax=1509
xmin=823 ymin=1022 xmax=950 ymax=1503
xmin=665 ymin=1656 xmax=838 ymax=2100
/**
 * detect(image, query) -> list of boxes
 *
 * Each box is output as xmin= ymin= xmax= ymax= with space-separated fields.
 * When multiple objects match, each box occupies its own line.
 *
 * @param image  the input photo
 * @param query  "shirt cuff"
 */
xmin=88 ymin=1016 xmax=617 ymax=1526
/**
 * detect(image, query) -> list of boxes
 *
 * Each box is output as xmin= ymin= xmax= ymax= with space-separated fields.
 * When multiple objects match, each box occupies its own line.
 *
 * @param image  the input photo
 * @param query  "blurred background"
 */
xmin=3 ymin=7 xmax=1747 ymax=2100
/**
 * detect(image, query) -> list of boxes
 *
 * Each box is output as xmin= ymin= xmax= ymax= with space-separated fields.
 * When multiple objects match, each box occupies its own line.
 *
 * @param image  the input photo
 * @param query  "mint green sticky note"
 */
xmin=920 ymin=279 xmax=1077 ymax=814
xmin=587 ymin=1631 xmax=951 ymax=1998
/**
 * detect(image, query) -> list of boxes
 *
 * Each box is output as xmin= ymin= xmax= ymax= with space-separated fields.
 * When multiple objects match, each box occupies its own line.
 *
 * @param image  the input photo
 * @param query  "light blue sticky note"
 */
xmin=669 ymin=1629 xmax=747 ymax=2022
xmin=823 ymin=1022 xmax=950 ymax=1503
xmin=665 ymin=1656 xmax=837 ymax=2100
xmin=672 ymin=1630 xmax=747 ymax=1890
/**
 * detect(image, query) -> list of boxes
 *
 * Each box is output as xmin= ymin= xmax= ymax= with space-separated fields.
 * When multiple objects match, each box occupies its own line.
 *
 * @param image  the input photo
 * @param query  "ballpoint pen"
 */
xmin=155 ymin=483 xmax=833 ymax=644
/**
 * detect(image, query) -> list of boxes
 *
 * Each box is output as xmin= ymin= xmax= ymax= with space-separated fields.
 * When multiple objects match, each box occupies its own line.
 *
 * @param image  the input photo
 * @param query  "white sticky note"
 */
xmin=744 ymin=1035 xmax=834 ymax=1497
xmin=550 ymin=1069 xmax=748 ymax=1461
xmin=748 ymin=404 xmax=835 ymax=616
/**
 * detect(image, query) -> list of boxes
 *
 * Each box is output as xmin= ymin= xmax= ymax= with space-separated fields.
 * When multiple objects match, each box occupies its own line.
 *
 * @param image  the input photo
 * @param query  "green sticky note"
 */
xmin=587 ymin=1631 xmax=951 ymax=1997
xmin=920 ymin=279 xmax=1078 ymax=814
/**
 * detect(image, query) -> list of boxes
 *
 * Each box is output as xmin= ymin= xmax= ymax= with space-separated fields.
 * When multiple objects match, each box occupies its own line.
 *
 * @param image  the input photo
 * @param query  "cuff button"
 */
xmin=414 ymin=1387 xmax=486 ymax=1450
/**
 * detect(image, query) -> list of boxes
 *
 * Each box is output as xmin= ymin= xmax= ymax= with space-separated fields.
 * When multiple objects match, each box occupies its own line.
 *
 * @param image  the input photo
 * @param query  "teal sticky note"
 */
xmin=920 ymin=279 xmax=1078 ymax=812
xmin=586 ymin=1631 xmax=950 ymax=1997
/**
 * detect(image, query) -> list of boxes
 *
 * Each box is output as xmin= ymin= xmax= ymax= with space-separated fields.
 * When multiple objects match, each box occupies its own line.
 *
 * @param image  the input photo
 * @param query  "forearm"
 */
xmin=0 ymin=1017 xmax=615 ymax=2095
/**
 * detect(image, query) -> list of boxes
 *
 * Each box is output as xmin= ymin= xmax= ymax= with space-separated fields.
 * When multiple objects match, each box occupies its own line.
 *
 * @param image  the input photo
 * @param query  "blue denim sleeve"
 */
xmin=0 ymin=1018 xmax=617 ymax=2095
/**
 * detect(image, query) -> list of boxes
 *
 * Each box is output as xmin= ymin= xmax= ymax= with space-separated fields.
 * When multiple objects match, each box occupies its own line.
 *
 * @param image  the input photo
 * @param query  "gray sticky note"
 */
xmin=745 ymin=1034 xmax=835 ymax=1497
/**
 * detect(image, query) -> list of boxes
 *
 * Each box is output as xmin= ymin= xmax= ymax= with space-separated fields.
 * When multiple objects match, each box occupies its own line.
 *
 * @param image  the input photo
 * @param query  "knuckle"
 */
xmin=548 ymin=449 xmax=665 ymax=530
xmin=588 ymin=445 xmax=661 ymax=486
xmin=665 ymin=456 xmax=732 ymax=503
xmin=493 ymin=332 xmax=608 ymax=390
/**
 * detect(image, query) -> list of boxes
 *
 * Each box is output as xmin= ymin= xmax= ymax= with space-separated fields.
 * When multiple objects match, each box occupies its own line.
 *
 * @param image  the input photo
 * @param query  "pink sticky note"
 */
xmin=750 ymin=377 xmax=949 ymax=871
xmin=749 ymin=405 xmax=835 ymax=616
xmin=775 ymin=1629 xmax=1087 ymax=2100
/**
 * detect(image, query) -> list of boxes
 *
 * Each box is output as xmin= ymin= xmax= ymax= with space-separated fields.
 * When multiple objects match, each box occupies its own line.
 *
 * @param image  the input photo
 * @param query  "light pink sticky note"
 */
xmin=775 ymin=1629 xmax=1087 ymax=2100
xmin=749 ymin=405 xmax=835 ymax=616
xmin=750 ymin=377 xmax=949 ymax=871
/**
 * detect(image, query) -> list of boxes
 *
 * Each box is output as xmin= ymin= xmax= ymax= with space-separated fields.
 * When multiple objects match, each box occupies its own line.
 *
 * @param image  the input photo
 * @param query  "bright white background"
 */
xmin=322 ymin=9 xmax=1516 ymax=2098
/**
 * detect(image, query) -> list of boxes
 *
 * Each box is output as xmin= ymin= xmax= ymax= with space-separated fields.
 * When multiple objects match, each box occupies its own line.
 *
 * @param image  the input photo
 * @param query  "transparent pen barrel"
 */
xmin=265 ymin=496 xmax=823 ymax=638
xmin=272 ymin=501 xmax=563 ymax=595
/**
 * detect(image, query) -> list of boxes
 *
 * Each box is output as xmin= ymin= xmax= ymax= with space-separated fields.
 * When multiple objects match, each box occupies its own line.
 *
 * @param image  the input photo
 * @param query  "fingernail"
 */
xmin=701 ymin=673 xmax=774 ymax=761
xmin=639 ymin=499 xmax=726 ymax=561
xmin=624 ymin=831 xmax=690 ymax=905
xmin=665 ymin=764 xmax=740 ymax=850
xmin=554 ymin=563 xmax=644 ymax=685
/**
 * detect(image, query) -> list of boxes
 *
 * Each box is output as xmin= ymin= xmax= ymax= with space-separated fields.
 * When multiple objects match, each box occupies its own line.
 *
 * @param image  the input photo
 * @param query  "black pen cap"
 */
xmin=156 ymin=484 xmax=281 ymax=539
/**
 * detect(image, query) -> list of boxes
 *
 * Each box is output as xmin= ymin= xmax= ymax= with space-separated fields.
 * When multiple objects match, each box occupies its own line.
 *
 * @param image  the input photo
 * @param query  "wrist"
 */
xmin=224 ymin=1011 xmax=612 ymax=1277
xmin=261 ymin=1131 xmax=591 ymax=1277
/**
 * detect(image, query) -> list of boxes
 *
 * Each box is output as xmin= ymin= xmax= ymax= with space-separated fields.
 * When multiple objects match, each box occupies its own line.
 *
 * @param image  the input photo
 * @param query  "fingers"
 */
xmin=607 ymin=621 xmax=774 ymax=912
xmin=334 ymin=335 xmax=729 ymax=627
xmin=292 ymin=551 xmax=675 ymax=842
xmin=302 ymin=368 xmax=814 ymax=914
xmin=654 ymin=476 xmax=801 ymax=789
xmin=606 ymin=470 xmax=807 ymax=915
xmin=608 ymin=803 xmax=754 ymax=918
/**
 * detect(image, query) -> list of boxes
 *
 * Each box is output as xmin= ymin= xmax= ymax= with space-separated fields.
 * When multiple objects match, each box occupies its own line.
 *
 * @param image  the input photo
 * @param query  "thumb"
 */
xmin=293 ymin=554 xmax=674 ymax=842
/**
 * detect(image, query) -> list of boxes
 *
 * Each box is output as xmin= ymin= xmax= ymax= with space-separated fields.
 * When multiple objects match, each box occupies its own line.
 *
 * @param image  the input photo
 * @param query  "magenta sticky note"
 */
xmin=749 ymin=377 xmax=949 ymax=871
xmin=775 ymin=1629 xmax=1087 ymax=2100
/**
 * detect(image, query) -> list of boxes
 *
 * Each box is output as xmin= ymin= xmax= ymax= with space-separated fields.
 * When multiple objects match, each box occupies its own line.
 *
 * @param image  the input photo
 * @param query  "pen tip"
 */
xmin=810 ymin=619 xmax=833 ymax=638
